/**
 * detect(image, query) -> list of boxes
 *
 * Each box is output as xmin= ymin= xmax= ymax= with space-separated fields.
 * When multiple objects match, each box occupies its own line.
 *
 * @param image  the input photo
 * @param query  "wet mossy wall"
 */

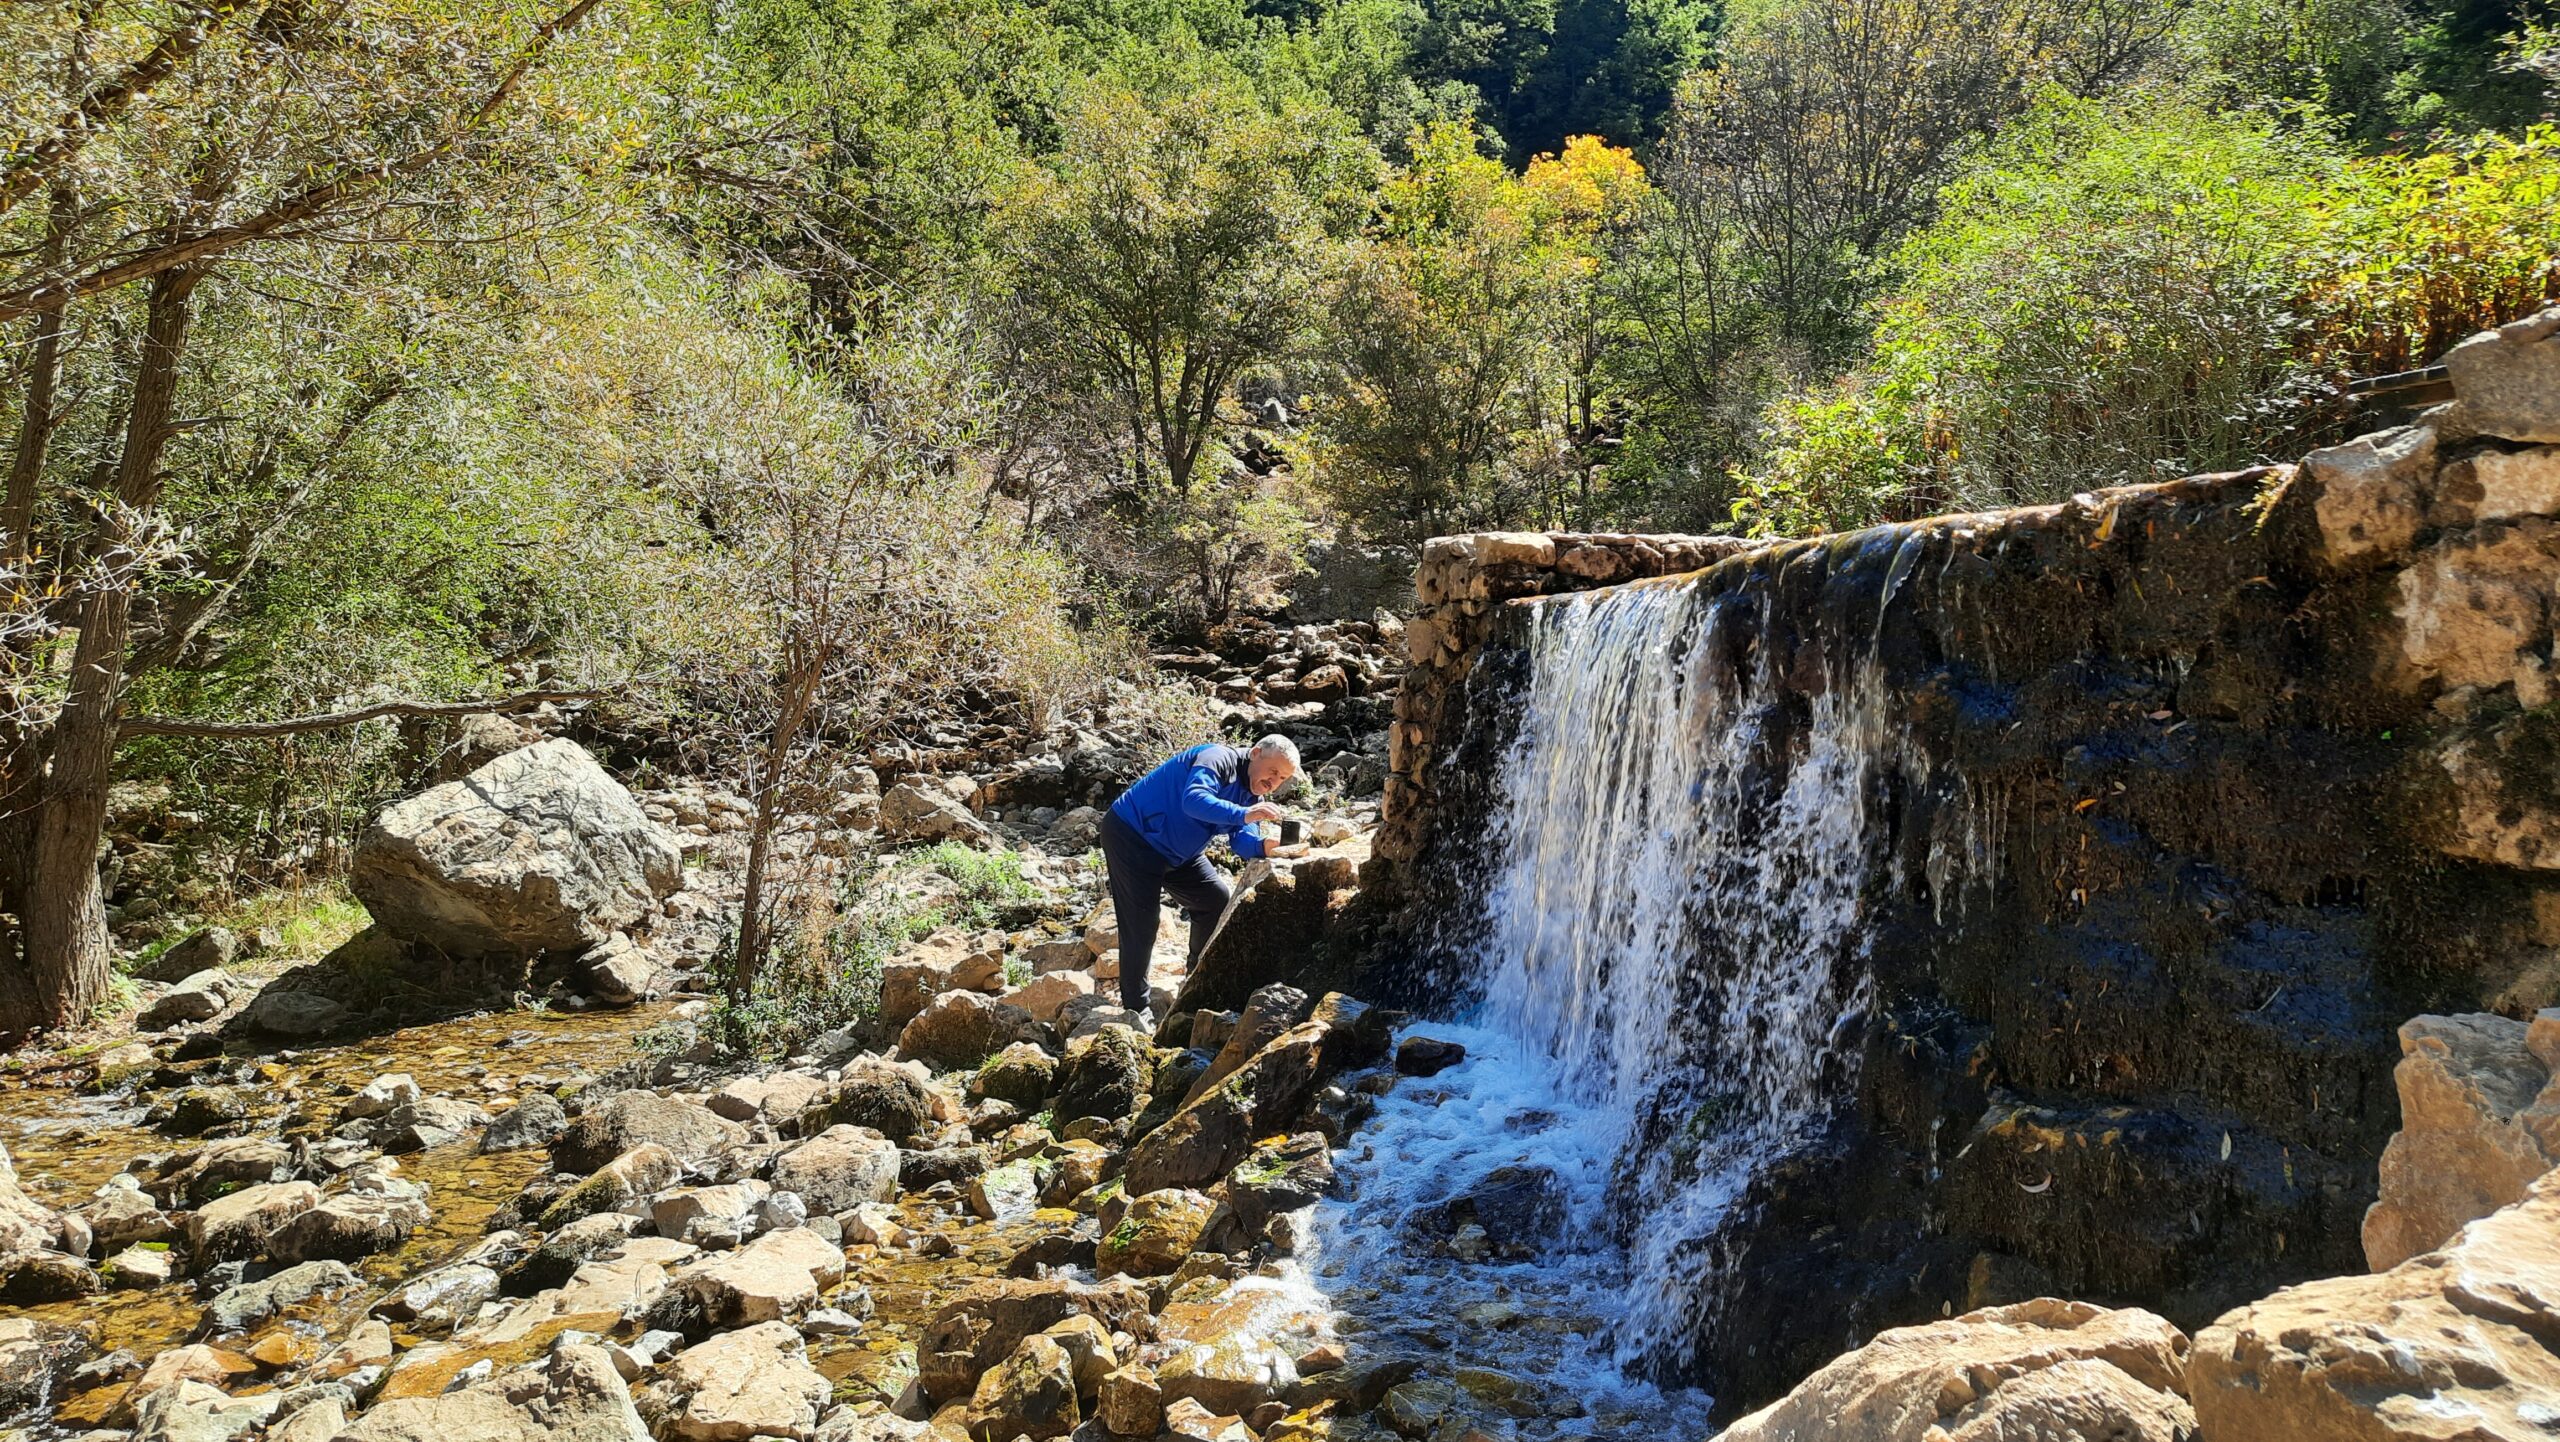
xmin=1372 ymin=466 xmax=2560 ymax=1418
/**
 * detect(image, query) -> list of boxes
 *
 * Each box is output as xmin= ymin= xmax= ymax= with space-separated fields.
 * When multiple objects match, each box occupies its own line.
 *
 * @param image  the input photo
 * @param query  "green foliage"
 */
xmin=2177 ymin=0 xmax=2554 ymax=143
xmin=920 ymin=843 xmax=1040 ymax=925
xmin=1736 ymin=92 xmax=2560 ymax=533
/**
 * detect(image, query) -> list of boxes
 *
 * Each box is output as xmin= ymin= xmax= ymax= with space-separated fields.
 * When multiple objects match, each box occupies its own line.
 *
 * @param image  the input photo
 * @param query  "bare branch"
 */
xmin=118 ymin=685 xmax=609 ymax=740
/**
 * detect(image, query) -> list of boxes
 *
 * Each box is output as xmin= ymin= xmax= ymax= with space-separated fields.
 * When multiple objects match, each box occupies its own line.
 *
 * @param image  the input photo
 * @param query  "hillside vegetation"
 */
xmin=0 ymin=0 xmax=2553 ymax=1030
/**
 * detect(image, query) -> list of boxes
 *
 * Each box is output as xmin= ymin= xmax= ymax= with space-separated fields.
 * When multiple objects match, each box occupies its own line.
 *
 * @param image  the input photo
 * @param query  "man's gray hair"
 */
xmin=1251 ymin=733 xmax=1300 ymax=770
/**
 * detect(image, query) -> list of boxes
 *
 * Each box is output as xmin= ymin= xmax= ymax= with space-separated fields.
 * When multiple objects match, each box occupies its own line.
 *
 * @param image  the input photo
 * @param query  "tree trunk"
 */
xmin=2 ymin=186 xmax=70 ymax=567
xmin=11 ymin=264 xmax=199 ymax=1032
xmin=730 ymin=645 xmax=825 ymax=1007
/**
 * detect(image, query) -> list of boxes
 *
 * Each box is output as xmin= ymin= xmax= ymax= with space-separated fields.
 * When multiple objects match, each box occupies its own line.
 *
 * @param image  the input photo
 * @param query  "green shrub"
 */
xmin=1736 ymin=92 xmax=2560 ymax=534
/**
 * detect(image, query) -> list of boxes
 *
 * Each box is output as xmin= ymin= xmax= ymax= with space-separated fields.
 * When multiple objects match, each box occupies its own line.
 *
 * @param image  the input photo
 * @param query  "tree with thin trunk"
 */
xmin=0 ymin=0 xmax=611 ymax=1035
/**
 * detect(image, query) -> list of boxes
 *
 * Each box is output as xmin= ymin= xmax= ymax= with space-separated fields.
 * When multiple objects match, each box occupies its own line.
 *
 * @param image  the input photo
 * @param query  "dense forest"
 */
xmin=0 ymin=0 xmax=2555 ymax=1031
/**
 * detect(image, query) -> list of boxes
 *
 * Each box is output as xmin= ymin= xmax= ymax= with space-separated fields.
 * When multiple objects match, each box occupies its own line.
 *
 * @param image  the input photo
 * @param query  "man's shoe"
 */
xmin=1130 ymin=1007 xmax=1156 ymax=1034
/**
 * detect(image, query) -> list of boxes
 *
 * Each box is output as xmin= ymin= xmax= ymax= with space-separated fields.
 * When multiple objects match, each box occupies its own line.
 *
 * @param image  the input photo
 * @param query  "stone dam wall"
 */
xmin=1358 ymin=309 xmax=2560 ymax=1415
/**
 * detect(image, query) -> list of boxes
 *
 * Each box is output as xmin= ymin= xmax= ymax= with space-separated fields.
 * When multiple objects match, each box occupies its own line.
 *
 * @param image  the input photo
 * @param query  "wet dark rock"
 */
xmin=1393 ymin=1036 xmax=1466 ymax=1077
xmin=0 ymin=1317 xmax=98 ymax=1423
xmin=972 ymin=1042 xmax=1056 ymax=1110
xmin=820 ymin=1060 xmax=937 ymax=1144
xmin=152 ymin=1137 xmax=296 ymax=1206
xmin=500 ymin=1213 xmax=640 ymax=1296
xmin=1124 ymin=1021 xmax=1329 ymax=1196
xmin=1224 ymin=1133 xmax=1335 ymax=1236
xmin=899 ymin=1144 xmax=992 ymax=1192
xmin=0 ymin=1252 xmax=97 ymax=1303
xmin=202 ymin=1259 xmax=359 ymax=1335
xmin=148 ymin=1085 xmax=258 ymax=1137
xmin=1004 ymin=1231 xmax=1099 ymax=1278
xmin=479 ymin=1093 xmax=568 ymax=1153
xmin=1052 ymin=1026 xmax=1149 ymax=1126
xmin=1411 ymin=1165 xmax=1565 ymax=1257
xmin=1184 ymin=984 xmax=1313 ymax=1107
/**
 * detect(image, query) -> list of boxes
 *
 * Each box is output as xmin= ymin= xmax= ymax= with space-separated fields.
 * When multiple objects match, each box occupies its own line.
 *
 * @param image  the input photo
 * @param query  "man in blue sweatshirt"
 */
xmin=1101 ymin=734 xmax=1305 ymax=1020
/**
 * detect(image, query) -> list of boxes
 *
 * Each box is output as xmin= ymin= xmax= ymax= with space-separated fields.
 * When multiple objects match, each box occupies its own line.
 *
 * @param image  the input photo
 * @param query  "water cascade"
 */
xmin=1300 ymin=570 xmax=1911 ymax=1426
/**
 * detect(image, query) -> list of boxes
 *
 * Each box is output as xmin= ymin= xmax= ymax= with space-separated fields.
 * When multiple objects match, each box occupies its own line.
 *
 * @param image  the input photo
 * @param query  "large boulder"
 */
xmin=650 ymin=1322 xmax=832 ymax=1442
xmin=551 ymin=1091 xmax=743 ymax=1174
xmin=351 ymin=739 xmax=682 ymax=958
xmin=966 ymin=1334 xmax=1080 ymax=1441
xmin=1713 ymin=1299 xmax=2194 ymax=1442
xmin=2443 ymin=305 xmax=2560 ymax=442
xmin=0 ymin=1316 xmax=97 ymax=1421
xmin=769 ymin=1126 xmax=900 ymax=1213
xmin=2364 ymin=1009 xmax=2560 ymax=1270
xmin=878 ymin=930 xmax=1007 ymax=1032
xmin=820 ymin=1059 xmax=940 ymax=1144
xmin=188 ymin=1180 xmax=319 ymax=1263
xmin=335 ymin=1341 xmax=648 ymax=1442
xmin=878 ymin=781 xmax=991 ymax=845
xmin=1052 ymin=1025 xmax=1150 ymax=1125
xmin=918 ymin=1277 xmax=1155 ymax=1403
xmin=898 ymin=990 xmax=1038 ymax=1071
xmin=656 ymin=1226 xmax=845 ymax=1334
xmin=2191 ymin=1167 xmax=2560 ymax=1441
xmin=1124 ymin=1020 xmax=1329 ymax=1196
xmin=1095 ymin=1190 xmax=1215 ymax=1278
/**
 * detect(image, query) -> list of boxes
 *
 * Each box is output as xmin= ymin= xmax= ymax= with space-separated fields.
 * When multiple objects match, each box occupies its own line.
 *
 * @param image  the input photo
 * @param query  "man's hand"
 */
xmin=1243 ymin=801 xmax=1285 ymax=825
xmin=1267 ymin=842 xmax=1312 ymax=859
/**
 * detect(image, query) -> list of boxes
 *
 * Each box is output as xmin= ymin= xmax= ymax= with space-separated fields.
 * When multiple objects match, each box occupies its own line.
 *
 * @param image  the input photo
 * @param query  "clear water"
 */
xmin=1292 ymin=575 xmax=1896 ymax=1428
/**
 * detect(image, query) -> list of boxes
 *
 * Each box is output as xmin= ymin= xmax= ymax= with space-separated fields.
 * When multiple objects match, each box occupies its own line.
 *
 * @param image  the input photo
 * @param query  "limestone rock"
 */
xmin=770 ymin=1125 xmax=901 ymax=1213
xmin=2192 ymin=1167 xmax=2560 ymax=1440
xmin=659 ymin=1225 xmax=845 ymax=1332
xmin=203 ymin=1260 xmax=359 ymax=1335
xmin=1713 ymin=1299 xmax=2193 ymax=1442
xmin=2443 ymin=305 xmax=2560 ymax=442
xmin=268 ymin=1184 xmax=430 ymax=1263
xmin=898 ymin=990 xmax=1038 ymax=1071
xmin=2425 ymin=709 xmax=2560 ymax=869
xmin=537 ymin=1143 xmax=682 ymax=1228
xmin=138 ymin=968 xmax=248 ymax=1031
xmin=2291 ymin=425 xmax=2437 ymax=571
xmin=966 ymin=1333 xmax=1081 ymax=1441
xmin=551 ymin=1090 xmax=743 ymax=1174
xmin=1098 ymin=1363 xmax=1164 ymax=1438
xmin=2393 ymin=520 xmax=2560 ymax=700
xmin=1003 ymin=972 xmax=1094 ymax=1025
xmin=1154 ymin=1281 xmax=1317 ymax=1418
xmin=879 ymin=929 xmax=1008 ymax=1030
xmin=878 ymin=781 xmax=991 ymax=845
xmin=187 ymin=1180 xmax=319 ymax=1263
xmin=653 ymin=1322 xmax=831 ymax=1442
xmin=479 ymin=1093 xmax=568 ymax=1153
xmin=706 ymin=1071 xmax=828 ymax=1125
xmin=649 ymin=1181 xmax=771 ymax=1246
xmin=918 ymin=1277 xmax=1155 ymax=1403
xmin=334 ymin=1341 xmax=648 ymax=1442
xmin=351 ymin=738 xmax=682 ymax=958
xmin=131 ymin=1378 xmax=280 ymax=1442
xmin=142 ymin=926 xmax=240 ymax=983
xmin=2435 ymin=444 xmax=2560 ymax=526
xmin=233 ymin=985 xmax=350 ymax=1039
xmin=1096 ymin=1189 xmax=1216 ymax=1278
xmin=2364 ymin=1009 xmax=2560 ymax=1270
xmin=974 ymin=1041 xmax=1057 ymax=1109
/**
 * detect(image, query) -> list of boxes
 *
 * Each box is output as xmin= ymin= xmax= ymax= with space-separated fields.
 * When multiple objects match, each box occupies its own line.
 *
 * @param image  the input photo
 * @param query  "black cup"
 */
xmin=1280 ymin=818 xmax=1302 ymax=846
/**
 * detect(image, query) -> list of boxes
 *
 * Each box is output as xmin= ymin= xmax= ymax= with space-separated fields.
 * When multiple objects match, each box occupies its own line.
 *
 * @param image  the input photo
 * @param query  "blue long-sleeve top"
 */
xmin=1109 ymin=742 xmax=1269 ymax=865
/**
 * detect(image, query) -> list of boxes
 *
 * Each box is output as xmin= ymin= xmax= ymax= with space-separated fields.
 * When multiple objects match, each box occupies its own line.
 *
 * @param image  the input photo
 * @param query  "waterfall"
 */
xmin=1470 ymin=575 xmax=1892 ymax=1374
xmin=1298 ymin=569 xmax=1900 ymax=1425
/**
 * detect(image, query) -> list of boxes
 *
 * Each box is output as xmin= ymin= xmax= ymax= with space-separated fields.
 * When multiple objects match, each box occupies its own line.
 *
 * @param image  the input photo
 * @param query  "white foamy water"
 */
xmin=1292 ymin=575 xmax=1895 ymax=1423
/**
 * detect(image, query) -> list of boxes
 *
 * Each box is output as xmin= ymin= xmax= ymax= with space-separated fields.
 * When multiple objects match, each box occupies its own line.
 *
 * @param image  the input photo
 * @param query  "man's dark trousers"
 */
xmin=1099 ymin=810 xmax=1232 ymax=1011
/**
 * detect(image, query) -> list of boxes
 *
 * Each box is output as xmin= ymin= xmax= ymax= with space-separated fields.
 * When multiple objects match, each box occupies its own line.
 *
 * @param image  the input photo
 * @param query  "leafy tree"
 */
xmin=994 ymin=78 xmax=1374 ymax=499
xmin=0 ymin=0 xmax=628 ymax=1031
